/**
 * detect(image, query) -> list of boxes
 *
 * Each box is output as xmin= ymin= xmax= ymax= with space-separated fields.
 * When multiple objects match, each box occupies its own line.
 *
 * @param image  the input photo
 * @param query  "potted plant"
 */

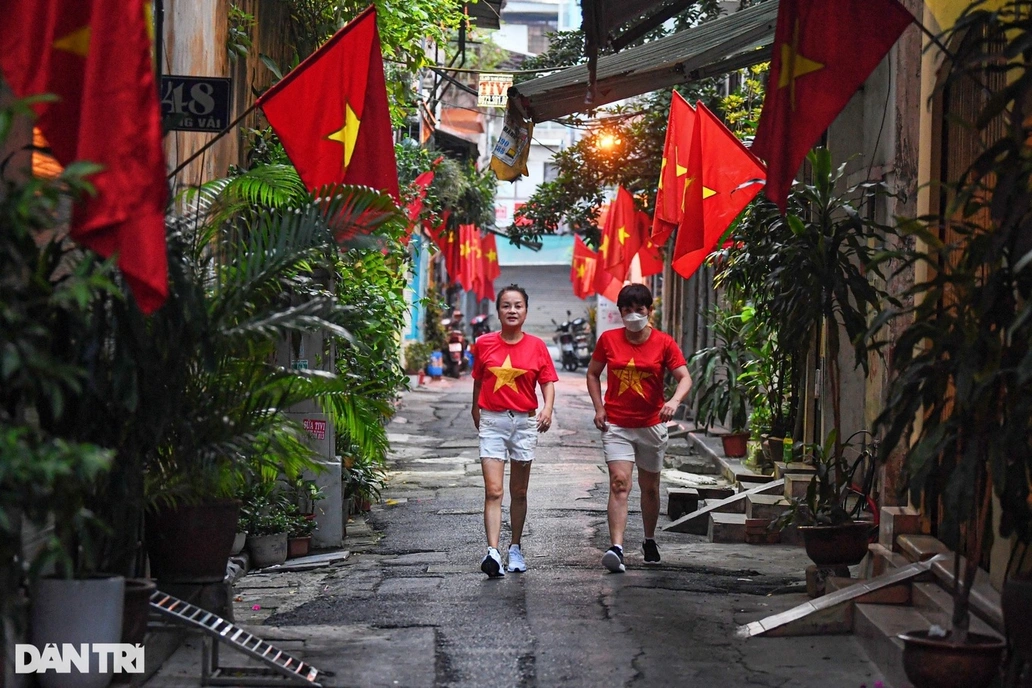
xmin=687 ymin=303 xmax=752 ymax=457
xmin=0 ymin=104 xmax=133 ymax=687
xmin=872 ymin=4 xmax=1030 ymax=685
xmin=774 ymin=431 xmax=875 ymax=567
xmin=240 ymin=495 xmax=291 ymax=568
xmin=287 ymin=510 xmax=317 ymax=558
xmin=343 ymin=454 xmax=387 ymax=512
xmin=717 ymin=149 xmax=898 ymax=463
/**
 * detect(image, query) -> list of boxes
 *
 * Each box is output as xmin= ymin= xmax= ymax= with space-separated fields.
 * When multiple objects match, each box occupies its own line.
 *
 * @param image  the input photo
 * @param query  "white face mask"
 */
xmin=622 ymin=312 xmax=649 ymax=332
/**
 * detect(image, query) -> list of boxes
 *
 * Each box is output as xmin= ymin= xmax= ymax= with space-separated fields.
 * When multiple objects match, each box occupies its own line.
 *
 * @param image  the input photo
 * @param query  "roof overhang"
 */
xmin=465 ymin=0 xmax=505 ymax=30
xmin=509 ymin=1 xmax=779 ymax=123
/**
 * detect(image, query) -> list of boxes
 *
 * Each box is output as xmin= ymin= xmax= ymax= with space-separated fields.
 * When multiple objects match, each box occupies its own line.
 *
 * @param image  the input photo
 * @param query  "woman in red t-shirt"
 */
xmin=471 ymin=285 xmax=558 ymax=578
xmin=586 ymin=284 xmax=692 ymax=573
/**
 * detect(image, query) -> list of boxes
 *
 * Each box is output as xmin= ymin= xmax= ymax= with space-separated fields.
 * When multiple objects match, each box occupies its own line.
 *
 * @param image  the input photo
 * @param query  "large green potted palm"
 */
xmin=719 ymin=148 xmax=899 ymax=561
xmin=874 ymin=4 xmax=1028 ymax=686
xmin=138 ymin=178 xmax=404 ymax=582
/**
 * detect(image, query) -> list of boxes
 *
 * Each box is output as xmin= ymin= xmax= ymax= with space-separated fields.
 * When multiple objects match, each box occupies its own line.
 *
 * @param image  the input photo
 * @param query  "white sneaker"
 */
xmin=602 ymin=545 xmax=626 ymax=573
xmin=480 ymin=547 xmax=505 ymax=578
xmin=507 ymin=544 xmax=527 ymax=572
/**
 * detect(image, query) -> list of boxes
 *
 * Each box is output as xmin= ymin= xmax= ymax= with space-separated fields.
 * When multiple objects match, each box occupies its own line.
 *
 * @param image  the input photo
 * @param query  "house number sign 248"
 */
xmin=160 ymin=76 xmax=232 ymax=133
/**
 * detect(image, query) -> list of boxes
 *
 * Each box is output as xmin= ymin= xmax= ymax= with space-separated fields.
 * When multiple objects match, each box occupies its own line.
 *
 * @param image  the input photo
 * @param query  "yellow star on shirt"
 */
xmin=612 ymin=358 xmax=652 ymax=398
xmin=488 ymin=355 xmax=528 ymax=393
xmin=326 ymin=102 xmax=361 ymax=170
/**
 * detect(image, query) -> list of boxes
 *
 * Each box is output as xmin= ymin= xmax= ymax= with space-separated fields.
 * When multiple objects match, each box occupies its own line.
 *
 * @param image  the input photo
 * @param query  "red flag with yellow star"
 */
xmin=0 ymin=0 xmax=169 ymax=313
xmin=476 ymin=232 xmax=501 ymax=302
xmin=458 ymin=224 xmax=482 ymax=293
xmin=257 ymin=5 xmax=399 ymax=200
xmin=638 ymin=232 xmax=665 ymax=278
xmin=652 ymin=92 xmax=697 ymax=247
xmin=403 ymin=170 xmax=434 ymax=244
xmin=751 ymin=0 xmax=913 ymax=211
xmin=603 ymin=186 xmax=643 ymax=282
xmin=571 ymin=236 xmax=598 ymax=299
xmin=671 ymin=102 xmax=766 ymax=281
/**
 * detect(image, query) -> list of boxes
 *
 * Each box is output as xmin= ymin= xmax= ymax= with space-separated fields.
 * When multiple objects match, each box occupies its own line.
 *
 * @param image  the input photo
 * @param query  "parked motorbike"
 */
xmin=553 ymin=311 xmax=594 ymax=372
xmin=470 ymin=314 xmax=491 ymax=342
xmin=441 ymin=309 xmax=468 ymax=378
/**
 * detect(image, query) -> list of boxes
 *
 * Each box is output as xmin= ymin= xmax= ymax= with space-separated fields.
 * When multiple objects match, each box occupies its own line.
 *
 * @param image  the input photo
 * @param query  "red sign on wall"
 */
xmin=303 ymin=418 xmax=327 ymax=440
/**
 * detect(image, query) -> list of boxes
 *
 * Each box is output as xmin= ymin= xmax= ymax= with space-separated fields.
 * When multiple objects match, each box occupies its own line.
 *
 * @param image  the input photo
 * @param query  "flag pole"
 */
xmin=166 ymin=102 xmax=258 ymax=179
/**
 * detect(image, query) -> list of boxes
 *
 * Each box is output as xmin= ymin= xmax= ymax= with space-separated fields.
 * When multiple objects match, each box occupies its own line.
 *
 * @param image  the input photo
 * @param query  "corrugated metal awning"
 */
xmin=509 ymin=1 xmax=778 ymax=123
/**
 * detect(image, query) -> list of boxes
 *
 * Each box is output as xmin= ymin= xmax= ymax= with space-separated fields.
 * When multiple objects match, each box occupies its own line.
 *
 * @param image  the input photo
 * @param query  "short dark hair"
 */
xmin=496 ymin=284 xmax=529 ymax=311
xmin=617 ymin=284 xmax=653 ymax=310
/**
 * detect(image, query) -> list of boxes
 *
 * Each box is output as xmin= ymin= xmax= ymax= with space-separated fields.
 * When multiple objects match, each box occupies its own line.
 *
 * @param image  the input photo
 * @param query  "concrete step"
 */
xmin=928 ymin=554 xmax=1005 ymax=635
xmin=853 ymin=602 xmax=923 ymax=688
xmin=709 ymin=512 xmax=746 ymax=543
xmin=910 ymin=581 xmax=1003 ymax=639
xmin=663 ymin=479 xmax=784 ymax=534
xmin=745 ymin=493 xmax=791 ymax=521
xmin=782 ymin=473 xmax=812 ymax=501
xmin=896 ymin=534 xmax=949 ymax=564
xmin=773 ymin=461 xmax=816 ymax=480
xmin=696 ymin=486 xmax=736 ymax=501
xmin=666 ymin=487 xmax=699 ymax=521
xmin=863 ymin=543 xmax=913 ymax=579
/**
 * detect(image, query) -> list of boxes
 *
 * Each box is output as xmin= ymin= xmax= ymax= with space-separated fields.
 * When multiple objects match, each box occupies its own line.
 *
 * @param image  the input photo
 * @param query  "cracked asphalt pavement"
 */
xmin=227 ymin=369 xmax=887 ymax=687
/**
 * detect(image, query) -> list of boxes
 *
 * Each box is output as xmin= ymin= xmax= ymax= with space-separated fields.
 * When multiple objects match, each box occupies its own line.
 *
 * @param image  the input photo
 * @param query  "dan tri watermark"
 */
xmin=15 ymin=643 xmax=145 ymax=675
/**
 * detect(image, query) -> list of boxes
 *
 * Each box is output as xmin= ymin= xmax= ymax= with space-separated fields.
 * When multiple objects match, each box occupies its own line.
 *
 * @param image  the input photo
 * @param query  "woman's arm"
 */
xmin=537 ymin=381 xmax=554 ymax=432
xmin=659 ymin=365 xmax=692 ymax=422
xmin=586 ymin=358 xmax=608 ymax=431
xmin=471 ymin=378 xmax=482 ymax=429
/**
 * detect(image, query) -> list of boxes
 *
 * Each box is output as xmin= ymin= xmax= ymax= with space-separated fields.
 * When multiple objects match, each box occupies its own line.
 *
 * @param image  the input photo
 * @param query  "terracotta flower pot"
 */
xmin=899 ymin=630 xmax=1004 ymax=688
xmin=721 ymin=432 xmax=750 ymax=458
xmin=287 ymin=536 xmax=311 ymax=559
xmin=798 ymin=521 xmax=875 ymax=567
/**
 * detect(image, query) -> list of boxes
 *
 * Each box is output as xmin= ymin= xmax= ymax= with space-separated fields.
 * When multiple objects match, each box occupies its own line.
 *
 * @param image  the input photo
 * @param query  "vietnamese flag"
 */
xmin=603 ymin=186 xmax=643 ymax=282
xmin=402 ymin=170 xmax=434 ymax=244
xmin=652 ymin=92 xmax=697 ymax=247
xmin=671 ymin=102 xmax=766 ymax=281
xmin=670 ymin=100 xmax=705 ymax=281
xmin=257 ymin=6 xmax=399 ymax=200
xmin=441 ymin=228 xmax=463 ymax=286
xmin=638 ymin=232 xmax=665 ymax=278
xmin=751 ymin=0 xmax=913 ymax=211
xmin=476 ymin=232 xmax=501 ymax=302
xmin=458 ymin=224 xmax=482 ymax=293
xmin=0 ymin=0 xmax=169 ymax=313
xmin=571 ymin=236 xmax=598 ymax=299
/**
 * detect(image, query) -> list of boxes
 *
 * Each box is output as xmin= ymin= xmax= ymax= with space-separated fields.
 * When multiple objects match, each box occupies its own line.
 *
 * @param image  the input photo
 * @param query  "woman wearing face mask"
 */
xmin=471 ymin=284 xmax=557 ymax=578
xmin=586 ymin=284 xmax=692 ymax=573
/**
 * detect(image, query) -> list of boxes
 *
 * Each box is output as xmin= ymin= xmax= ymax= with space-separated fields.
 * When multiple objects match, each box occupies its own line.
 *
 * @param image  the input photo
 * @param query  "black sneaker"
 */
xmin=601 ymin=545 xmax=626 ymax=573
xmin=642 ymin=539 xmax=660 ymax=564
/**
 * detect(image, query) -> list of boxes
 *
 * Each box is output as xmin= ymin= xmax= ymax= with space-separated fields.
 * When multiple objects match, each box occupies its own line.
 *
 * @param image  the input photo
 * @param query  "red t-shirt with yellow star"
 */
xmin=592 ymin=328 xmax=687 ymax=427
xmin=472 ymin=332 xmax=559 ymax=413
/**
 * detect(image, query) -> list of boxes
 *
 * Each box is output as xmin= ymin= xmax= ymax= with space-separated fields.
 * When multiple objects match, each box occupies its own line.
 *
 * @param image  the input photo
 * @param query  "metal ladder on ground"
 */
xmin=150 ymin=590 xmax=325 ymax=687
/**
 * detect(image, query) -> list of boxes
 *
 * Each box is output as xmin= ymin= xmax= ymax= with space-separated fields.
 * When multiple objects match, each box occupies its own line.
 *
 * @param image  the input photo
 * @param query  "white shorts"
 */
xmin=479 ymin=409 xmax=538 ymax=462
xmin=601 ymin=423 xmax=668 ymax=474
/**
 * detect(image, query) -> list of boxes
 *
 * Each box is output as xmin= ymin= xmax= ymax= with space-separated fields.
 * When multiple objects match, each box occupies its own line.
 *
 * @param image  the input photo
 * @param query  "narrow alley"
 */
xmin=151 ymin=369 xmax=889 ymax=688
